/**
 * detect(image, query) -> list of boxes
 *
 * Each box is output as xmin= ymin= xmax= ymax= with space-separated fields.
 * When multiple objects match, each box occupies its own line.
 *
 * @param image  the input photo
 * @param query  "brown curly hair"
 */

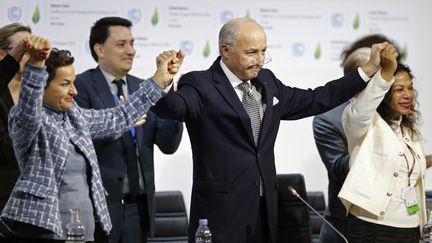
xmin=45 ymin=48 xmax=74 ymax=87
xmin=377 ymin=63 xmax=420 ymax=139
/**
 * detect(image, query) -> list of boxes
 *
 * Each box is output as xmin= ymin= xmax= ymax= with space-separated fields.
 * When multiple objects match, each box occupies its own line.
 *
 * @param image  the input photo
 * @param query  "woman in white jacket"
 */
xmin=339 ymin=44 xmax=428 ymax=242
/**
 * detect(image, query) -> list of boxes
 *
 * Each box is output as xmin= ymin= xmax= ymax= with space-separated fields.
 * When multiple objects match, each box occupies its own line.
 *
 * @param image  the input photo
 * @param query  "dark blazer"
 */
xmin=0 ymin=54 xmax=20 ymax=210
xmin=152 ymin=57 xmax=367 ymax=243
xmin=74 ymin=67 xmax=183 ymax=235
xmin=313 ymin=102 xmax=349 ymax=243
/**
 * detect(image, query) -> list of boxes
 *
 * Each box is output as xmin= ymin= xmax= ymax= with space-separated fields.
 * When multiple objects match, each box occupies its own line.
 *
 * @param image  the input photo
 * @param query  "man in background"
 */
xmin=74 ymin=17 xmax=183 ymax=243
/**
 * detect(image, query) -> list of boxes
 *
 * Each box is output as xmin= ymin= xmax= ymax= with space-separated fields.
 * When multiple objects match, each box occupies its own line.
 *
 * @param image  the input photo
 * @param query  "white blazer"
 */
xmin=338 ymin=70 xmax=427 ymax=227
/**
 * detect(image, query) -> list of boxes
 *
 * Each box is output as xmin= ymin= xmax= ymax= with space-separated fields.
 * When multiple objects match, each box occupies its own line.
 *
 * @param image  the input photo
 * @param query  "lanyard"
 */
xmin=402 ymin=148 xmax=416 ymax=187
xmin=401 ymin=125 xmax=416 ymax=187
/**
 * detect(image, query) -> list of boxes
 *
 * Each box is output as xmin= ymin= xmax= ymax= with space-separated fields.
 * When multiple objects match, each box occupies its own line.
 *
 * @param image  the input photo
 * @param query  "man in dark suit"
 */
xmin=74 ymin=17 xmax=183 ymax=243
xmin=152 ymin=18 xmax=388 ymax=243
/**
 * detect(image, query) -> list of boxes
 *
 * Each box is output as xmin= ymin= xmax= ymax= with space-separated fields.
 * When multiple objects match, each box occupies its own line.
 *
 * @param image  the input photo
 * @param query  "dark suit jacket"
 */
xmin=0 ymin=54 xmax=20 ymax=210
xmin=74 ymin=67 xmax=183 ymax=235
xmin=313 ymin=102 xmax=349 ymax=243
xmin=152 ymin=57 xmax=367 ymax=243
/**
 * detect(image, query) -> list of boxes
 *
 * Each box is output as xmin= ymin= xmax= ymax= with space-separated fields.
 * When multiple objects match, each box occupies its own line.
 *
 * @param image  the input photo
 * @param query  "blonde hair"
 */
xmin=0 ymin=23 xmax=31 ymax=50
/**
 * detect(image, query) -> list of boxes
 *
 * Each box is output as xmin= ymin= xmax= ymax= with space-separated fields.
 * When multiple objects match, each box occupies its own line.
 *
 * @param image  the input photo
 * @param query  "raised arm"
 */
xmin=81 ymin=50 xmax=185 ymax=139
xmin=342 ymin=43 xmax=398 ymax=151
xmin=359 ymin=42 xmax=387 ymax=77
xmin=8 ymin=36 xmax=51 ymax=156
xmin=152 ymin=69 xmax=208 ymax=122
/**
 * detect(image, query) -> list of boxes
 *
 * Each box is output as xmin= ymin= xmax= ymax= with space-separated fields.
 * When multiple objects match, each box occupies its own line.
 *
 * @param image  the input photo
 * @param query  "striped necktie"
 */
xmin=238 ymin=82 xmax=261 ymax=145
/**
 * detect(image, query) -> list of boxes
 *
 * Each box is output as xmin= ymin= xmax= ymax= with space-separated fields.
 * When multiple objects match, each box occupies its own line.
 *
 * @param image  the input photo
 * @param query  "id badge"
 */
xmin=402 ymin=187 xmax=419 ymax=214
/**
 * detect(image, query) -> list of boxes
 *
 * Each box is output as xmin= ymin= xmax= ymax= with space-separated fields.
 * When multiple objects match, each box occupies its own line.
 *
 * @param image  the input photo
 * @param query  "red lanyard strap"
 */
xmin=403 ymin=149 xmax=416 ymax=187
xmin=400 ymin=125 xmax=417 ymax=187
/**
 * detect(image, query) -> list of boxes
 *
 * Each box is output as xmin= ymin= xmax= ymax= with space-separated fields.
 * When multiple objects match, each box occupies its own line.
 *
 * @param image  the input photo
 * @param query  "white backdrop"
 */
xmin=1 ymin=0 xmax=431 ymax=214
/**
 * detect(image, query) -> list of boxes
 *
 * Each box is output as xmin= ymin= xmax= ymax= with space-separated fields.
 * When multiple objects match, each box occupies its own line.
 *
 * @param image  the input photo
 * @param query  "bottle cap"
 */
xmin=199 ymin=218 xmax=208 ymax=226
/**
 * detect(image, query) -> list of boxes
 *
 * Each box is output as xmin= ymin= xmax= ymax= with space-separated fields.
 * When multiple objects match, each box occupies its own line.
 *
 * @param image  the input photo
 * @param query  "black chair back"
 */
xmin=277 ymin=173 xmax=312 ymax=243
xmin=147 ymin=191 xmax=189 ymax=243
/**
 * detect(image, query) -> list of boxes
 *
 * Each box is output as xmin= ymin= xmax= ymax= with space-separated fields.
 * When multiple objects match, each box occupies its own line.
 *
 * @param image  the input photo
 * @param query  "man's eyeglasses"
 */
xmin=262 ymin=51 xmax=272 ymax=64
xmin=223 ymin=43 xmax=272 ymax=64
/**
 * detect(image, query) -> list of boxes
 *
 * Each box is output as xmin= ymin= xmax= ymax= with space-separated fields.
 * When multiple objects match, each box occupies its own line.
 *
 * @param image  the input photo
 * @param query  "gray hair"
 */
xmin=342 ymin=47 xmax=371 ymax=75
xmin=218 ymin=18 xmax=260 ymax=54
xmin=0 ymin=23 xmax=31 ymax=50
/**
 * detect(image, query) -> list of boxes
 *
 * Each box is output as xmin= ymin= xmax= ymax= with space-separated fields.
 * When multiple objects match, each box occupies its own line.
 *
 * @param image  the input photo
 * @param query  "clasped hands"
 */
xmin=152 ymin=50 xmax=185 ymax=89
xmin=361 ymin=42 xmax=398 ymax=81
xmin=23 ymin=35 xmax=52 ymax=67
xmin=133 ymin=49 xmax=186 ymax=127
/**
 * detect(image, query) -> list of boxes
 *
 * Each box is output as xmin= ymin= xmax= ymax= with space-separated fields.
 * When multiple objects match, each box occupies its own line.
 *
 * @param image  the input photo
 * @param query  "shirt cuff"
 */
xmin=147 ymin=78 xmax=164 ymax=94
xmin=27 ymin=62 xmax=47 ymax=72
xmin=357 ymin=67 xmax=371 ymax=82
xmin=164 ymin=82 xmax=173 ymax=93
xmin=373 ymin=68 xmax=395 ymax=89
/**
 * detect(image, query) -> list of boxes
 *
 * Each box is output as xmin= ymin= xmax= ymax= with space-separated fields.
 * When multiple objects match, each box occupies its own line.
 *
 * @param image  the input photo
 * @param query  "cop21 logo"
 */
xmin=8 ymin=6 xmax=22 ymax=22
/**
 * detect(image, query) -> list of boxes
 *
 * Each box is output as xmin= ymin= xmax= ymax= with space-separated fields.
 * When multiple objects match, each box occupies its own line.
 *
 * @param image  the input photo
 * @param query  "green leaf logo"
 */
xmin=314 ymin=43 xmax=321 ymax=59
xmin=353 ymin=13 xmax=360 ymax=30
xmin=203 ymin=40 xmax=210 ymax=58
xmin=32 ymin=5 xmax=40 ymax=24
xmin=400 ymin=44 xmax=408 ymax=61
xmin=151 ymin=8 xmax=159 ymax=26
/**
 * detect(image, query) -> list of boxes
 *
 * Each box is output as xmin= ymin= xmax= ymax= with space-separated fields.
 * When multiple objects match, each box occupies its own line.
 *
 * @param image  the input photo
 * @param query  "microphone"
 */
xmin=288 ymin=186 xmax=349 ymax=243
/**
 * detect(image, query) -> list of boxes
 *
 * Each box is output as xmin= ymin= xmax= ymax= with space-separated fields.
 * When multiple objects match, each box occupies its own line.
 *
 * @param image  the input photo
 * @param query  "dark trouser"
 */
xmin=1 ymin=239 xmax=106 ymax=243
xmin=318 ymin=216 xmax=347 ymax=243
xmin=252 ymin=197 xmax=270 ymax=243
xmin=346 ymin=213 xmax=420 ymax=243
xmin=0 ymin=220 xmax=107 ymax=243
xmin=0 ymin=239 xmax=64 ymax=243
xmin=108 ymin=195 xmax=149 ymax=243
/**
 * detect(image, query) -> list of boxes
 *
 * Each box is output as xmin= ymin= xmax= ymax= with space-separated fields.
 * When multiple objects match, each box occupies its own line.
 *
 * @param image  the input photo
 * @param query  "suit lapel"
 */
xmin=255 ymin=77 xmax=273 ymax=146
xmin=126 ymin=75 xmax=144 ymax=157
xmin=126 ymin=75 xmax=140 ymax=95
xmin=92 ymin=67 xmax=116 ymax=108
xmin=211 ymin=59 xmax=256 ymax=146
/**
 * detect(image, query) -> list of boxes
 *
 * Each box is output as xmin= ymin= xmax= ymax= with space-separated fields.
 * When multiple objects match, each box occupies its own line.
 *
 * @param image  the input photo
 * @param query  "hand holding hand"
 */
xmin=152 ymin=50 xmax=185 ymax=88
xmin=360 ymin=42 xmax=388 ymax=77
xmin=25 ymin=35 xmax=51 ymax=67
xmin=168 ymin=50 xmax=185 ymax=75
xmin=380 ymin=44 xmax=398 ymax=81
